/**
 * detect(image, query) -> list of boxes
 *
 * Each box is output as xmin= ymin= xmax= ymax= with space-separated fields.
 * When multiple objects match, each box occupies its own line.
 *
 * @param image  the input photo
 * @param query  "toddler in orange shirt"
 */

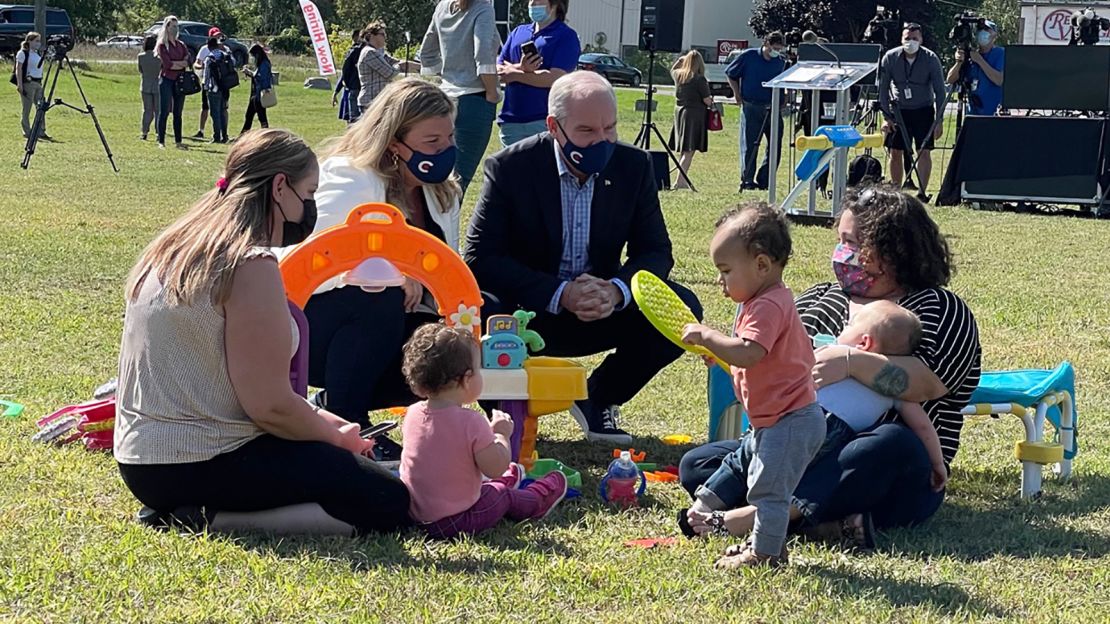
xmin=682 ymin=203 xmax=825 ymax=567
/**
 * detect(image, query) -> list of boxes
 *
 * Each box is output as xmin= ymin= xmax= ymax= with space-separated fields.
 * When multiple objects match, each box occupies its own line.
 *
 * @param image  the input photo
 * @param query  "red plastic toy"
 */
xmin=34 ymin=398 xmax=115 ymax=451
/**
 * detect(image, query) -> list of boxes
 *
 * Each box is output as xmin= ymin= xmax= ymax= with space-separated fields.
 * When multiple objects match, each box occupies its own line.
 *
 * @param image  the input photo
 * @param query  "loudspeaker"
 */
xmin=493 ymin=0 xmax=510 ymax=43
xmin=639 ymin=0 xmax=684 ymax=53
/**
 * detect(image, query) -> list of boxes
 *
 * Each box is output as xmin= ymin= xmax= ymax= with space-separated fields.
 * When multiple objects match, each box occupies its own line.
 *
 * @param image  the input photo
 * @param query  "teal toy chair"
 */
xmin=961 ymin=362 xmax=1077 ymax=498
xmin=708 ymin=365 xmax=748 ymax=441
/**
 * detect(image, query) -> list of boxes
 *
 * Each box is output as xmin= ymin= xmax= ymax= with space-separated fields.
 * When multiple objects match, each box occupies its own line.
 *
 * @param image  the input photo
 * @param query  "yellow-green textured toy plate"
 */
xmin=632 ymin=271 xmax=729 ymax=370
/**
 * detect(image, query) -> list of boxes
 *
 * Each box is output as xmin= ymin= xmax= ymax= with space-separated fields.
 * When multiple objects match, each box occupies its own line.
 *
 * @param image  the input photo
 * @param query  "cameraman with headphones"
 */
xmin=946 ymin=20 xmax=1004 ymax=116
xmin=878 ymin=22 xmax=947 ymax=199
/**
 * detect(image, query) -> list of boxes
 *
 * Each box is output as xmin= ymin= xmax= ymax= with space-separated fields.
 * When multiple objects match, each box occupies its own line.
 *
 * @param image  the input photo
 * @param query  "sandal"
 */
xmin=715 ymin=539 xmax=788 ymax=569
xmin=801 ymin=512 xmax=876 ymax=551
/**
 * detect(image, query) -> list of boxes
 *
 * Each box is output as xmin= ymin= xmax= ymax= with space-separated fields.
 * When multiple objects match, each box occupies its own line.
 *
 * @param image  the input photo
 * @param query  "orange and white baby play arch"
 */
xmin=279 ymin=203 xmax=483 ymax=334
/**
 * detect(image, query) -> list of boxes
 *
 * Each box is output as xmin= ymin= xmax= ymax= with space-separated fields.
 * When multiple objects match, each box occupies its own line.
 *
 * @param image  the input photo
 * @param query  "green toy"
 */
xmin=512 ymin=310 xmax=546 ymax=353
xmin=526 ymin=458 xmax=581 ymax=489
xmin=2 ymin=400 xmax=25 ymax=419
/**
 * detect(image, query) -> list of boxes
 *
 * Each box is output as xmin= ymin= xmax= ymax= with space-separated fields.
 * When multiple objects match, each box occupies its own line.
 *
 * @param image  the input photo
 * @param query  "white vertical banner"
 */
xmin=299 ymin=0 xmax=336 ymax=75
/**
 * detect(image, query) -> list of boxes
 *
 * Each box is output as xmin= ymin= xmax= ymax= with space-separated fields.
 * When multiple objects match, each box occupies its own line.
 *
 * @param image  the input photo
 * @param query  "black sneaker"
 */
xmin=193 ymin=130 xmax=205 ymax=139
xmin=916 ymin=191 xmax=931 ymax=204
xmin=136 ymin=505 xmax=209 ymax=532
xmin=902 ymin=179 xmax=918 ymax=191
xmin=570 ymin=399 xmax=632 ymax=445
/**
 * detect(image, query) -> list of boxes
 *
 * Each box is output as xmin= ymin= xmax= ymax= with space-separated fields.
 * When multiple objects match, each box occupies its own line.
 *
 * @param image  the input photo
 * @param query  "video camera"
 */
xmin=949 ymin=11 xmax=988 ymax=50
xmin=781 ymin=27 xmax=804 ymax=62
xmin=43 ymin=33 xmax=74 ymax=60
xmin=863 ymin=5 xmax=900 ymax=47
xmin=1070 ymin=8 xmax=1110 ymax=45
xmin=784 ymin=28 xmax=803 ymax=48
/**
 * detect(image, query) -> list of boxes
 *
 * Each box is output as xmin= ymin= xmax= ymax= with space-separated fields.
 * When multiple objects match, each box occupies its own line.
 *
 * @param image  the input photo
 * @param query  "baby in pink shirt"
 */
xmin=399 ymin=323 xmax=568 ymax=538
xmin=682 ymin=203 xmax=825 ymax=568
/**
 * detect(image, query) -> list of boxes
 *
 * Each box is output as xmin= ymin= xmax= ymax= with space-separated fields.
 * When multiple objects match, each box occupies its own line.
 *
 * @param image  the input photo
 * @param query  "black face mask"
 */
xmin=275 ymin=182 xmax=317 ymax=247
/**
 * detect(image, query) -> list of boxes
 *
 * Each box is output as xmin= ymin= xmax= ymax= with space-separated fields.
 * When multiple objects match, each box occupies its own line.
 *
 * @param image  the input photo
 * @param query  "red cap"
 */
xmin=208 ymin=27 xmax=222 ymax=37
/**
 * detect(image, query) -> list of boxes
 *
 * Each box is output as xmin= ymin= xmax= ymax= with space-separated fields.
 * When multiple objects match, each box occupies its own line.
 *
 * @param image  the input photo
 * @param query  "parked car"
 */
xmin=97 ymin=35 xmax=144 ymax=49
xmin=705 ymin=49 xmax=742 ymax=98
xmin=577 ymin=53 xmax=641 ymax=88
xmin=0 ymin=4 xmax=74 ymax=56
xmin=144 ymin=19 xmax=249 ymax=67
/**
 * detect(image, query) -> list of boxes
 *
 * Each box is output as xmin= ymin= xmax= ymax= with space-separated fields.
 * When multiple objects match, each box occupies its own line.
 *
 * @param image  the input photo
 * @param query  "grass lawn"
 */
xmin=2 ymin=59 xmax=1109 ymax=623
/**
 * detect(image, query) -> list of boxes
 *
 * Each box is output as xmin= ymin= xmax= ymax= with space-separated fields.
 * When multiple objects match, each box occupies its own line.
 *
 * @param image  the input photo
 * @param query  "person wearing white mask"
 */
xmin=495 ymin=0 xmax=580 ymax=147
xmin=878 ymin=23 xmax=946 ymax=199
xmin=946 ymin=20 xmax=1004 ymax=117
xmin=725 ymin=32 xmax=786 ymax=192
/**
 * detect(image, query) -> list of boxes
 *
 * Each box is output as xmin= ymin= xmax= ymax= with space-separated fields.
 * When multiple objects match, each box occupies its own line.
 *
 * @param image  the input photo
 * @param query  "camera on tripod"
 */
xmin=43 ymin=33 xmax=74 ymax=61
xmin=863 ymin=5 xmax=900 ymax=47
xmin=21 ymin=31 xmax=117 ymax=172
xmin=1070 ymin=8 xmax=1110 ymax=45
xmin=781 ymin=28 xmax=804 ymax=60
xmin=949 ymin=11 xmax=988 ymax=51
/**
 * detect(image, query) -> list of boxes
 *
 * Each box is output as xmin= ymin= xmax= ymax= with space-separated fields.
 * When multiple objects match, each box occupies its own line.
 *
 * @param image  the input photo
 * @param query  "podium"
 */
xmin=764 ymin=61 xmax=877 ymax=222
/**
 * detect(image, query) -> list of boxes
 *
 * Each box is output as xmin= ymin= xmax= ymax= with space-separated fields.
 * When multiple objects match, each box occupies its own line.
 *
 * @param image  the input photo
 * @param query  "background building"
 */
xmin=564 ymin=0 xmax=757 ymax=62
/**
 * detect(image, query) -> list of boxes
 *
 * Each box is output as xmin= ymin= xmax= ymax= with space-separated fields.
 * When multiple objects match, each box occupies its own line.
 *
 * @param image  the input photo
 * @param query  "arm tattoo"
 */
xmin=873 ymin=363 xmax=910 ymax=398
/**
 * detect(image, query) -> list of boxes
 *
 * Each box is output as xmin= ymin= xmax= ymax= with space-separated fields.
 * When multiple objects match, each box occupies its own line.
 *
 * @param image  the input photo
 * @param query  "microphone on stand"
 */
xmin=804 ymin=30 xmax=842 ymax=68
xmin=404 ymin=30 xmax=412 ymax=76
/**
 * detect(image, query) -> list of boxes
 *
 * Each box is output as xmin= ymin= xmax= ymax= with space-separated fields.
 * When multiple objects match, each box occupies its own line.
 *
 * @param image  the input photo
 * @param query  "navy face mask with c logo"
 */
xmin=401 ymin=142 xmax=458 ymax=184
xmin=555 ymin=120 xmax=615 ymax=176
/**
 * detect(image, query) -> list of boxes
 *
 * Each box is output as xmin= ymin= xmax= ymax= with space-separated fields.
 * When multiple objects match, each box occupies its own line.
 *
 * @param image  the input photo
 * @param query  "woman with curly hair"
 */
xmin=678 ymin=186 xmax=981 ymax=554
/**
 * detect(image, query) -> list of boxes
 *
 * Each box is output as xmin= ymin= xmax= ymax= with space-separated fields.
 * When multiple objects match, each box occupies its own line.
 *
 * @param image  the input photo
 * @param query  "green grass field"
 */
xmin=2 ymin=60 xmax=1109 ymax=623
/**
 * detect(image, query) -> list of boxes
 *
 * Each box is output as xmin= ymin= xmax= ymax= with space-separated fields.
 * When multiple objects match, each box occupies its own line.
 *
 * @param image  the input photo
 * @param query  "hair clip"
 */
xmin=215 ymin=176 xmax=229 ymax=193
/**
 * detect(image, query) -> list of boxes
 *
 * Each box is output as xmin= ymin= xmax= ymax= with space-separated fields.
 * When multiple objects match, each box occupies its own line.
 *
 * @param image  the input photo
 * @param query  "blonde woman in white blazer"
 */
xmin=279 ymin=79 xmax=462 ymax=456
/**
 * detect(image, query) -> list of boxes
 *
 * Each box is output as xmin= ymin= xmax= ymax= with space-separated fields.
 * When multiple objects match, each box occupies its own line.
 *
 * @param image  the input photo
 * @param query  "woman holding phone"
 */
xmin=496 ymin=0 xmax=580 ymax=147
xmin=115 ymin=129 xmax=411 ymax=535
xmin=155 ymin=15 xmax=191 ymax=149
xmin=418 ymin=0 xmax=502 ymax=195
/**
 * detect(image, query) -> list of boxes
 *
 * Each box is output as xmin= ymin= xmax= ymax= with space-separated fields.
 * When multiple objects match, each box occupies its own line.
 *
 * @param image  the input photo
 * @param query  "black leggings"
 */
xmin=117 ymin=434 xmax=412 ymax=534
xmin=304 ymin=286 xmax=435 ymax=426
xmin=241 ymin=94 xmax=269 ymax=133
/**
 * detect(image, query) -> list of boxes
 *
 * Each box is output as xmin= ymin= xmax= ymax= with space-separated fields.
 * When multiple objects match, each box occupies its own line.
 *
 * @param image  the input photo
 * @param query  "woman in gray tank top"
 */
xmin=114 ymin=128 xmax=411 ymax=535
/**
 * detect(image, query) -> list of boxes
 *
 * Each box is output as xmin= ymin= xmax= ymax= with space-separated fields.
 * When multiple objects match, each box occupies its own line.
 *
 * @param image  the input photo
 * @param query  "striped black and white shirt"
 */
xmin=795 ymin=283 xmax=981 ymax=466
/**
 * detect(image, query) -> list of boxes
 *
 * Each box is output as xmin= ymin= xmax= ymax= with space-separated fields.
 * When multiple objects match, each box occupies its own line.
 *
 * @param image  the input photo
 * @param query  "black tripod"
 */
xmin=633 ymin=45 xmax=695 ymax=191
xmin=22 ymin=47 xmax=118 ymax=172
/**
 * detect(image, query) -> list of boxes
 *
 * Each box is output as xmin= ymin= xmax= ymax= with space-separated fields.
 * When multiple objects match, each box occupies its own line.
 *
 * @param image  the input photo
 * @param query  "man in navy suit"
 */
xmin=466 ymin=71 xmax=702 ymax=444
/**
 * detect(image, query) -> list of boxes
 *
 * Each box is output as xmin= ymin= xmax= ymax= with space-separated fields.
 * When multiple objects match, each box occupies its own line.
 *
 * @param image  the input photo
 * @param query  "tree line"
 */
xmin=54 ymin=0 xmax=435 ymax=43
xmin=57 ymin=0 xmax=535 ymax=43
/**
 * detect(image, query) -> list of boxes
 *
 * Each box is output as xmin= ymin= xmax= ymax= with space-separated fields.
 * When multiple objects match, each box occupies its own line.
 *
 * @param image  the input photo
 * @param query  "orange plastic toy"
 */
xmin=279 ymin=203 xmax=483 ymax=333
xmin=613 ymin=448 xmax=647 ymax=463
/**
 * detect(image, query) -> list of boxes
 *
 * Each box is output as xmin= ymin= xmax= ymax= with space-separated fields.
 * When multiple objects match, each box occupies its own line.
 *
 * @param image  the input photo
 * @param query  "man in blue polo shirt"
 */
xmin=726 ymin=31 xmax=787 ymax=191
xmin=497 ymin=0 xmax=581 ymax=147
xmin=946 ymin=20 xmax=1004 ymax=116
